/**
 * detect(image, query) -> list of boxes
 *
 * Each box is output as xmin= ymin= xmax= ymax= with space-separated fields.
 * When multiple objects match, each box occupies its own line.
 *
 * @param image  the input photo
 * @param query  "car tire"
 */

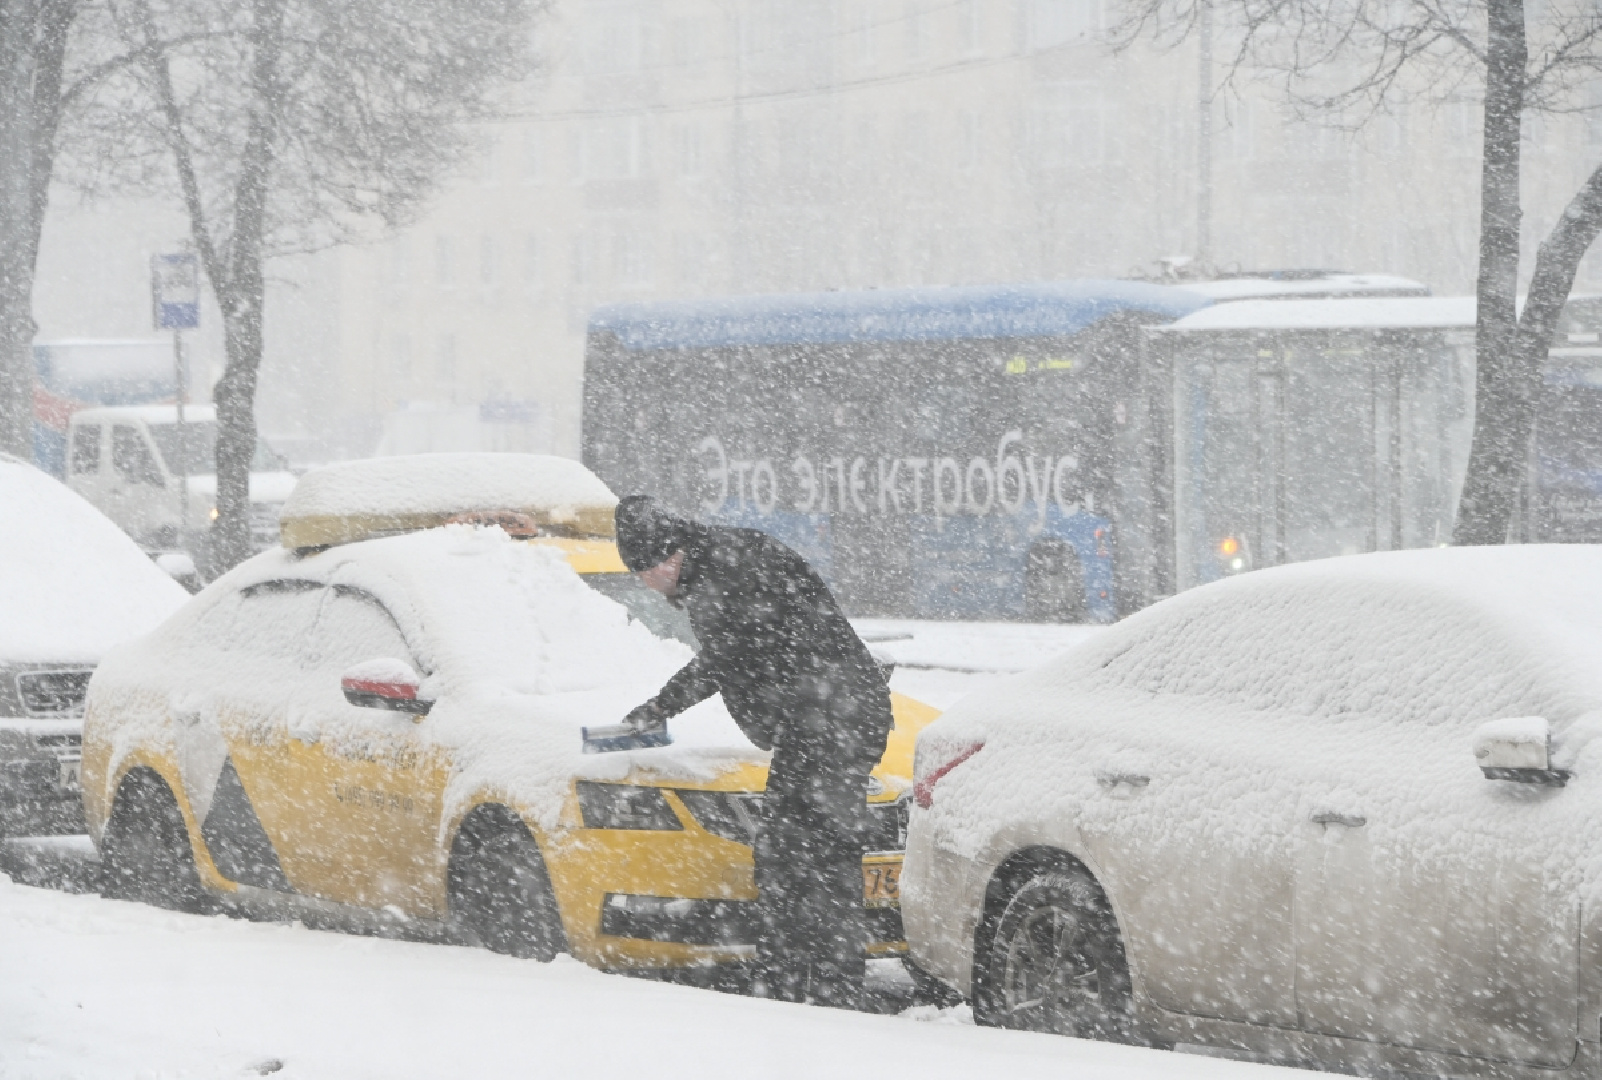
xmin=973 ymin=866 xmax=1139 ymax=1042
xmin=99 ymin=770 xmax=209 ymax=913
xmin=450 ymin=822 xmax=567 ymax=961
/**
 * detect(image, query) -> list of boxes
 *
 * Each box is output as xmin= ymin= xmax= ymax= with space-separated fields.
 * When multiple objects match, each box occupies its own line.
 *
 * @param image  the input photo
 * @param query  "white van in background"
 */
xmin=64 ymin=406 xmax=297 ymax=567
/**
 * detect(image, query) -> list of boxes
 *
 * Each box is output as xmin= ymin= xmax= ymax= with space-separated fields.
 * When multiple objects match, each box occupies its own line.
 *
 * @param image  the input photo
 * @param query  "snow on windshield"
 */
xmin=0 ymin=458 xmax=187 ymax=662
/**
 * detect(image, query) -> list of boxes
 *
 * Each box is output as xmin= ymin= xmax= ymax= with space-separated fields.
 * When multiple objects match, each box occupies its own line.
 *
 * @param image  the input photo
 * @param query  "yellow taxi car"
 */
xmin=81 ymin=453 xmax=938 ymax=977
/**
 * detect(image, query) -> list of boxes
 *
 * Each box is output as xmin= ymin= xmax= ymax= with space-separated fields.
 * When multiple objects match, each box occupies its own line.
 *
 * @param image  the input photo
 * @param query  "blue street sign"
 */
xmin=152 ymin=253 xmax=200 ymax=330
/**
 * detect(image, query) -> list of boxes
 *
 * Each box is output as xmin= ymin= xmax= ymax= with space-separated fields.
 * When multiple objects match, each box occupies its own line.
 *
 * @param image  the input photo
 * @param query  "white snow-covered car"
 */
xmin=65 ymin=405 xmax=297 ymax=560
xmin=0 ymin=454 xmax=188 ymax=834
xmin=904 ymin=546 xmax=1602 ymax=1078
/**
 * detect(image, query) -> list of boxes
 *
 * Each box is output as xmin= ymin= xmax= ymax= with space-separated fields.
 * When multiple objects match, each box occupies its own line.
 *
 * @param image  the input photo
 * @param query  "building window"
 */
xmin=615 ymin=234 xmax=654 ymax=287
xmin=436 ymin=333 xmax=456 ymax=390
xmin=572 ymin=234 xmax=596 ymax=286
xmin=905 ymin=1 xmax=927 ymax=61
xmin=957 ymin=111 xmax=982 ymax=172
xmin=435 ymin=236 xmax=454 ymax=287
xmin=674 ymin=233 xmax=708 ymax=290
xmin=387 ymin=239 xmax=409 ymax=288
xmin=393 ymin=333 xmax=411 ymax=379
xmin=585 ymin=14 xmax=643 ymax=75
xmin=580 ymin=118 xmax=647 ymax=180
xmin=1028 ymin=0 xmax=1105 ymax=48
xmin=477 ymin=134 xmax=499 ymax=185
xmin=673 ymin=123 xmax=705 ymax=178
xmin=957 ymin=0 xmax=983 ymax=55
xmin=479 ymin=234 xmax=497 ymax=287
xmin=853 ymin=7 xmax=876 ymax=66
xmin=521 ymin=128 xmax=543 ymax=183
xmin=523 ymin=234 xmax=541 ymax=291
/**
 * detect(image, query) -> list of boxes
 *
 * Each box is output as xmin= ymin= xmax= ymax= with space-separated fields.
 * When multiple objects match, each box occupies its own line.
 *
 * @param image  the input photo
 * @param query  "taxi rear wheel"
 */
xmin=974 ymin=865 xmax=1138 ymax=1043
xmin=100 ymin=769 xmax=208 ymax=913
xmin=450 ymin=819 xmax=567 ymax=961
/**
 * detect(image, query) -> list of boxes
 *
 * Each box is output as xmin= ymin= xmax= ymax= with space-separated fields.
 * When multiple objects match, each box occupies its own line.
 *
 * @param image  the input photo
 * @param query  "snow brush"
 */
xmin=581 ymin=723 xmax=673 ymax=754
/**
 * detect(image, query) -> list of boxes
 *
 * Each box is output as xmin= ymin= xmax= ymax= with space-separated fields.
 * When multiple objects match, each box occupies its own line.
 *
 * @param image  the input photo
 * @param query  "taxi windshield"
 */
xmin=581 ymin=572 xmax=699 ymax=651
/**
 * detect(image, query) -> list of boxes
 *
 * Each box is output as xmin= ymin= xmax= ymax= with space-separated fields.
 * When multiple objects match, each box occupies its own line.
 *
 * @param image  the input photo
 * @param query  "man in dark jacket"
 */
xmin=614 ymin=495 xmax=894 ymax=1009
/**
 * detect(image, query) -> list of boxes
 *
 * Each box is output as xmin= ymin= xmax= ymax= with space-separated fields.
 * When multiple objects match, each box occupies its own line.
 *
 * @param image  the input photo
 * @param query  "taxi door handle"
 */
xmin=1096 ymin=772 xmax=1150 ymax=790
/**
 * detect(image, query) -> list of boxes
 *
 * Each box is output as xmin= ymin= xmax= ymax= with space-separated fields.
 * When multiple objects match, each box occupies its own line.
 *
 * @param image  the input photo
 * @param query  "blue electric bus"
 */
xmin=583 ymin=280 xmax=1211 ymax=622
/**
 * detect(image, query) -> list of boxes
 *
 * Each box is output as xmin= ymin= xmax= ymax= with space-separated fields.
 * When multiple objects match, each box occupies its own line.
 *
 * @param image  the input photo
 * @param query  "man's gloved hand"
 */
xmin=623 ymin=702 xmax=668 ymax=735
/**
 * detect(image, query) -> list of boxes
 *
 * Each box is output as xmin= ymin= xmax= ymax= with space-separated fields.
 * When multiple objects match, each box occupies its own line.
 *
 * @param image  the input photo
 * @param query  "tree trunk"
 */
xmin=204 ymin=0 xmax=286 ymax=572
xmin=1455 ymin=0 xmax=1529 ymax=544
xmin=0 ymin=0 xmax=76 ymax=461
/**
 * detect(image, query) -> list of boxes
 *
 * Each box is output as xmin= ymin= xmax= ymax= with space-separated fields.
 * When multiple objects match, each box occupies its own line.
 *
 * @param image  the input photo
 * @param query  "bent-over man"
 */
xmin=614 ymin=495 xmax=894 ymax=1009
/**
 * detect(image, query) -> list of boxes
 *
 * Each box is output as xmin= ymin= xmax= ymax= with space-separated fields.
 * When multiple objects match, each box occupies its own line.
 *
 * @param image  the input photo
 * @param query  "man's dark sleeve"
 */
xmin=642 ymin=656 xmax=721 ymax=718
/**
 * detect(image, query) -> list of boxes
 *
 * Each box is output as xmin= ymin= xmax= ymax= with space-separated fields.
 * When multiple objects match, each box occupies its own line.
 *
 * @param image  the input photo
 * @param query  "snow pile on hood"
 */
xmin=0 ymin=456 xmax=187 ymax=662
xmin=282 ymin=453 xmax=617 ymax=521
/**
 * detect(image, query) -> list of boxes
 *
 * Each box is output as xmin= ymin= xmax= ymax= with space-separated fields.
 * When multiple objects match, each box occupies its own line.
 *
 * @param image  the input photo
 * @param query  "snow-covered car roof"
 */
xmin=0 ymin=455 xmax=188 ymax=663
xmin=278 ymin=453 xmax=618 ymax=550
xmin=946 ymin=546 xmax=1602 ymax=742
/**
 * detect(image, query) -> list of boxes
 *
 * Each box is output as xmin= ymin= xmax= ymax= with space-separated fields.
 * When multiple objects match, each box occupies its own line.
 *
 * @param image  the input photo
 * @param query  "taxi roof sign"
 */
xmin=279 ymin=453 xmax=618 ymax=550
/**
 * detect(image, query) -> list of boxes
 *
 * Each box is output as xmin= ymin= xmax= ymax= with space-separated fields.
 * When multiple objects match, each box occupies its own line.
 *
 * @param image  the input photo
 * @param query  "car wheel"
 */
xmin=975 ymin=866 xmax=1137 ymax=1042
xmin=450 ymin=823 xmax=567 ymax=961
xmin=99 ymin=770 xmax=209 ymax=913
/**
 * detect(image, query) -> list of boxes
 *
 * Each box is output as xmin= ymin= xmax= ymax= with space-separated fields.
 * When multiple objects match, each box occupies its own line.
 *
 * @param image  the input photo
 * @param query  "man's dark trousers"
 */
xmin=747 ymin=676 xmax=880 ymax=1010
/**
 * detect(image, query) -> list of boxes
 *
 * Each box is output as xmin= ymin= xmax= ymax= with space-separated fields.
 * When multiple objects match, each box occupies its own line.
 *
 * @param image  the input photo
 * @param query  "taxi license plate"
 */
xmin=59 ymin=758 xmax=81 ymax=791
xmin=862 ymin=857 xmax=901 ymax=907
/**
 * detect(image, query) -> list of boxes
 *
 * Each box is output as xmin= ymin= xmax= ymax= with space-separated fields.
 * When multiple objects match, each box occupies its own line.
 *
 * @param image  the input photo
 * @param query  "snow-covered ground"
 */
xmin=5 ymin=618 xmax=1294 ymax=1080
xmin=0 ymin=872 xmax=1303 ymax=1080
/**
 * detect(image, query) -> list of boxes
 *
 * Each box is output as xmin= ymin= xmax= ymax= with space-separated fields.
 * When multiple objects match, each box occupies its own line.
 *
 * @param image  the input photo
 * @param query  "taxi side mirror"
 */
xmin=1474 ymin=716 xmax=1569 ymax=787
xmin=341 ymin=658 xmax=433 ymax=716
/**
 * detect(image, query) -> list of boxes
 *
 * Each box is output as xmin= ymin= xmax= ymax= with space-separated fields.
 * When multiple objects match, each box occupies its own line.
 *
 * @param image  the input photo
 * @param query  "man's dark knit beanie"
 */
xmin=614 ymin=495 xmax=684 ymax=572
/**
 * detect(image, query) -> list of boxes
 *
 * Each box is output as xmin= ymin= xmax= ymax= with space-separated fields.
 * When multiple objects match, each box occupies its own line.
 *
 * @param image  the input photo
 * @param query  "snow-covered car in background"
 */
xmin=904 ymin=546 xmax=1602 ymax=1078
xmin=0 ymin=454 xmax=189 ymax=835
xmin=83 ymin=453 xmax=938 ymax=976
xmin=65 ymin=405 xmax=297 ymax=560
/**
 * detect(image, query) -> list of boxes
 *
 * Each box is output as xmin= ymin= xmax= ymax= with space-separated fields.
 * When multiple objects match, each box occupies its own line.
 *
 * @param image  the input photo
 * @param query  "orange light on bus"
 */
xmin=1219 ymin=536 xmax=1240 ymax=557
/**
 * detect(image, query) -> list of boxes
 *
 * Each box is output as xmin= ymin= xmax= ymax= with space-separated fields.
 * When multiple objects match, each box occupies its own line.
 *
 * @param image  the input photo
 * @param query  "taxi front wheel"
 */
xmin=449 ymin=819 xmax=567 ymax=962
xmin=100 ymin=769 xmax=209 ymax=914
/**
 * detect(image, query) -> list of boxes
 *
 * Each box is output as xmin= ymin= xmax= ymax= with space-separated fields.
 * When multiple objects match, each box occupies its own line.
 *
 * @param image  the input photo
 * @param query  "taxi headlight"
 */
xmin=675 ymin=790 xmax=765 ymax=844
xmin=575 ymin=781 xmax=682 ymax=831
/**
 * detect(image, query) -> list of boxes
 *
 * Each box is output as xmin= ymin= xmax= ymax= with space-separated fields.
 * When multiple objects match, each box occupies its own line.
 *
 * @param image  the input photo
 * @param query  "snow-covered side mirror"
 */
xmin=341 ymin=658 xmax=432 ymax=716
xmin=154 ymin=551 xmax=202 ymax=593
xmin=1474 ymin=716 xmax=1569 ymax=787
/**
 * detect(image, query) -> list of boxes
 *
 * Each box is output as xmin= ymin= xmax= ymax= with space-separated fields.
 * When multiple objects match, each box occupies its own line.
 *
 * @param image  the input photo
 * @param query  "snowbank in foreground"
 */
xmin=0 ymin=876 xmax=1299 ymax=1080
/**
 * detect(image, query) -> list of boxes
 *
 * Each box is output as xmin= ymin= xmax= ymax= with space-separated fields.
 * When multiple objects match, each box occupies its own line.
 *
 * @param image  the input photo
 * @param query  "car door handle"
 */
xmin=1311 ymin=811 xmax=1366 ymax=828
xmin=1096 ymin=772 xmax=1151 ymax=790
